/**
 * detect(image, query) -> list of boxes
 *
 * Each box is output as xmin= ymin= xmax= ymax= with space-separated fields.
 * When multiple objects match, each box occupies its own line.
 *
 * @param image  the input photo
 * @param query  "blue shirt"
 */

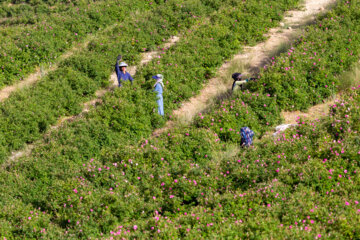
xmin=115 ymin=62 xmax=133 ymax=86
xmin=154 ymin=83 xmax=163 ymax=95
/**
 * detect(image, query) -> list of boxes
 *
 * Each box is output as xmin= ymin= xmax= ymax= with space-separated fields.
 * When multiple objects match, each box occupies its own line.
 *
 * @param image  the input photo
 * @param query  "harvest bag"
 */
xmin=240 ymin=127 xmax=254 ymax=147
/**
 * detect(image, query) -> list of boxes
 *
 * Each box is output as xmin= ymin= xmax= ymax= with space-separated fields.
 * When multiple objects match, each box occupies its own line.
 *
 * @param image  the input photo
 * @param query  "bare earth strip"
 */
xmin=0 ymin=41 xmax=86 ymax=102
xmin=0 ymin=23 xmax=121 ymax=102
xmin=153 ymin=0 xmax=336 ymax=137
xmin=282 ymin=98 xmax=336 ymax=124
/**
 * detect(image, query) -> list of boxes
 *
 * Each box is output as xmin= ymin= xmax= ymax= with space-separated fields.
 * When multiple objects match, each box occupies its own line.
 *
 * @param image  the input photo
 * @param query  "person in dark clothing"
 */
xmin=231 ymin=72 xmax=256 ymax=91
xmin=115 ymin=55 xmax=134 ymax=87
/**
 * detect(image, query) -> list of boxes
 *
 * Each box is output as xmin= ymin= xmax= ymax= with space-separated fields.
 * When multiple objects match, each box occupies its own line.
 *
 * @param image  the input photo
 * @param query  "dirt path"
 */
xmin=0 ymin=17 xmax=10 ymax=24
xmin=153 ymin=0 xmax=336 ymax=136
xmin=260 ymin=96 xmax=337 ymax=138
xmin=0 ymin=23 xmax=122 ymax=102
xmin=0 ymin=20 xmax=178 ymax=104
xmin=282 ymin=97 xmax=336 ymax=124
xmin=0 ymin=40 xmax=89 ymax=102
xmin=0 ymin=46 xmax=87 ymax=102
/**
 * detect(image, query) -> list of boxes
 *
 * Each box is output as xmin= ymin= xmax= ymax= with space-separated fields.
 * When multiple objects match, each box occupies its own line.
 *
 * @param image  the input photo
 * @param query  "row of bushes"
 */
xmin=140 ymin=0 xmax=359 ymax=237
xmin=171 ymin=2 xmax=360 ymax=237
xmin=0 ymin=0 xmax=159 ymax=87
xmin=195 ymin=0 xmax=360 ymax=144
xmin=8 ymin=1 xmax=359 ymax=238
xmin=0 ymin=0 xmax=303 ymax=238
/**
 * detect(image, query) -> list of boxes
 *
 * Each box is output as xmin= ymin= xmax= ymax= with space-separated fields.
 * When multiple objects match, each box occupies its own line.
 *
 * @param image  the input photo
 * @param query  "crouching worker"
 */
xmin=232 ymin=72 xmax=256 ymax=91
xmin=115 ymin=55 xmax=134 ymax=87
xmin=240 ymin=127 xmax=254 ymax=147
xmin=153 ymin=74 xmax=164 ymax=116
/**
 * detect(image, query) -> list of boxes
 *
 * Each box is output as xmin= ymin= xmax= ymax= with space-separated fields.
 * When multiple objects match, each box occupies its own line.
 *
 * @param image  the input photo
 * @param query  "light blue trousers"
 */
xmin=157 ymin=94 xmax=164 ymax=116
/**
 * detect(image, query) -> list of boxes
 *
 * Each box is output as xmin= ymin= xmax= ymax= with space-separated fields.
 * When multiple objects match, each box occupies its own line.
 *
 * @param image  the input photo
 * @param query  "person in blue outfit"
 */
xmin=240 ymin=127 xmax=254 ymax=147
xmin=152 ymin=74 xmax=164 ymax=116
xmin=115 ymin=56 xmax=133 ymax=87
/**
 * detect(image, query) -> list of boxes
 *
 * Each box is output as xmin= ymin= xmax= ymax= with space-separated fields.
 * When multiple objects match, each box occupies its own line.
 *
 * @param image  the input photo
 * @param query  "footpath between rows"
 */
xmin=0 ymin=23 xmax=120 ymax=102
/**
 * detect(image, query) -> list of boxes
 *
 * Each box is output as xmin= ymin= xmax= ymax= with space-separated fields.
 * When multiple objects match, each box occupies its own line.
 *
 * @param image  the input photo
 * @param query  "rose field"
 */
xmin=0 ymin=0 xmax=359 ymax=239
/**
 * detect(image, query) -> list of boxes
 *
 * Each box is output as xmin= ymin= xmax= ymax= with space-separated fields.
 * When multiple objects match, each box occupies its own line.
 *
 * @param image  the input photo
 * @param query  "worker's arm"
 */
xmin=154 ymin=83 xmax=159 ymax=93
xmin=235 ymin=80 xmax=247 ymax=85
xmin=115 ymin=62 xmax=122 ymax=86
xmin=232 ymin=80 xmax=247 ymax=91
xmin=129 ymin=73 xmax=134 ymax=85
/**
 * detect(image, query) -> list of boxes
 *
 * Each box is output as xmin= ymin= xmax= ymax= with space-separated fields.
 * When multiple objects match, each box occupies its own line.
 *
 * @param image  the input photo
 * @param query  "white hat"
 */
xmin=119 ymin=62 xmax=128 ymax=67
xmin=152 ymin=74 xmax=163 ymax=80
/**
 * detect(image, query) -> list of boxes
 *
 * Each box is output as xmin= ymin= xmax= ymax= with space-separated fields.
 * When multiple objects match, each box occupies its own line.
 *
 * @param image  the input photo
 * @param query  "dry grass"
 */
xmin=267 ymin=40 xmax=293 ymax=58
xmin=338 ymin=62 xmax=360 ymax=91
xmin=212 ymin=143 xmax=240 ymax=166
xmin=282 ymin=98 xmax=336 ymax=124
xmin=220 ymin=58 xmax=249 ymax=81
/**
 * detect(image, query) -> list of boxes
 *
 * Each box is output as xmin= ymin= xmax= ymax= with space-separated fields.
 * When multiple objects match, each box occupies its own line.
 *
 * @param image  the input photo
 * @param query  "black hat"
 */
xmin=232 ymin=72 xmax=242 ymax=80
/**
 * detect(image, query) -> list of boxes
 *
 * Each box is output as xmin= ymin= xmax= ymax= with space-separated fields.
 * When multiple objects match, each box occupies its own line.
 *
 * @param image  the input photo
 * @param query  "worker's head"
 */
xmin=152 ymin=74 xmax=164 ymax=81
xmin=232 ymin=72 xmax=242 ymax=81
xmin=119 ymin=62 xmax=128 ymax=71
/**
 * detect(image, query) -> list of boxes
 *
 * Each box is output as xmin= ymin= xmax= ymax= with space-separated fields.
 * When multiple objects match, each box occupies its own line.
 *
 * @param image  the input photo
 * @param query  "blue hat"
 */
xmin=152 ymin=74 xmax=163 ymax=80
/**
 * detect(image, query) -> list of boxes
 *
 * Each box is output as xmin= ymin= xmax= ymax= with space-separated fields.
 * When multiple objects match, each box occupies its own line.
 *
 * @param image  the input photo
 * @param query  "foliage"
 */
xmin=3 ymin=0 xmax=360 ymax=239
xmin=1 ymin=85 xmax=359 ymax=238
